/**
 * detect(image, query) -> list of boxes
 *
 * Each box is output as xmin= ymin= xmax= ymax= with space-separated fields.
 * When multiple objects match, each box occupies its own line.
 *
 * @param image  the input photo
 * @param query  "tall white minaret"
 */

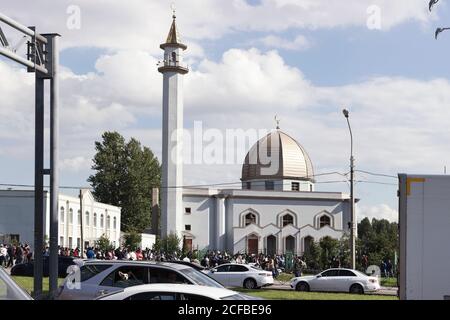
xmin=158 ymin=12 xmax=188 ymax=239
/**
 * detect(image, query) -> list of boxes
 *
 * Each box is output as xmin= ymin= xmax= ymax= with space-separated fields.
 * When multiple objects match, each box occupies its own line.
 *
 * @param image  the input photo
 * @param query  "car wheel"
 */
xmin=295 ymin=282 xmax=310 ymax=292
xmin=349 ymin=284 xmax=364 ymax=294
xmin=243 ymin=278 xmax=257 ymax=289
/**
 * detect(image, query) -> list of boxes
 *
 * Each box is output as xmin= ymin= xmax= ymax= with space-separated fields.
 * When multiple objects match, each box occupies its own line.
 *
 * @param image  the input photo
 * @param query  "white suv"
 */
xmin=56 ymin=259 xmax=224 ymax=300
xmin=205 ymin=263 xmax=273 ymax=289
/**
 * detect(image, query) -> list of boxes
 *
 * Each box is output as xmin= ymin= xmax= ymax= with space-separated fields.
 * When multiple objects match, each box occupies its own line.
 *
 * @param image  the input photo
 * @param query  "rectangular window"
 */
xmin=68 ymin=237 xmax=73 ymax=248
xmin=185 ymin=225 xmax=191 ymax=231
xmin=59 ymin=236 xmax=64 ymax=246
xmin=265 ymin=181 xmax=274 ymax=190
xmin=246 ymin=182 xmax=251 ymax=190
xmin=185 ymin=207 xmax=191 ymax=214
xmin=292 ymin=182 xmax=300 ymax=191
xmin=77 ymin=238 xmax=81 ymax=248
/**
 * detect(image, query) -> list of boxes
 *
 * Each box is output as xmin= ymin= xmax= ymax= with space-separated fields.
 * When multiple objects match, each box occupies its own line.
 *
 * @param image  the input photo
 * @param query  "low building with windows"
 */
xmin=0 ymin=189 xmax=121 ymax=250
xmin=180 ymin=129 xmax=354 ymax=256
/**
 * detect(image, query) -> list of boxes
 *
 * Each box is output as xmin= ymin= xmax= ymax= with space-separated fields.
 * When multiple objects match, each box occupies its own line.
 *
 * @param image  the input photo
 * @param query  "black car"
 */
xmin=11 ymin=256 xmax=76 ymax=278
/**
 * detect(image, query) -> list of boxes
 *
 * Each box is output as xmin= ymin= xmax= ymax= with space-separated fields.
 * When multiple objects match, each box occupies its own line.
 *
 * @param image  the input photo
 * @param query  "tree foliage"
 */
xmin=302 ymin=218 xmax=398 ymax=272
xmin=153 ymin=233 xmax=182 ymax=257
xmin=95 ymin=234 xmax=114 ymax=252
xmin=88 ymin=132 xmax=161 ymax=233
xmin=123 ymin=231 xmax=142 ymax=251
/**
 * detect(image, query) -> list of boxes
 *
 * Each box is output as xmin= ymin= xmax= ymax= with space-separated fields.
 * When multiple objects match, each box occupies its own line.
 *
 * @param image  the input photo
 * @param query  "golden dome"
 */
xmin=241 ymin=130 xmax=314 ymax=182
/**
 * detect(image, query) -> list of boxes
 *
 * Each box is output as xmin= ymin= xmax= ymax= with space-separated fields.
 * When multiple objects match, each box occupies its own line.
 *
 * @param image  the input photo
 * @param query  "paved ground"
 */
xmin=268 ymin=279 xmax=398 ymax=296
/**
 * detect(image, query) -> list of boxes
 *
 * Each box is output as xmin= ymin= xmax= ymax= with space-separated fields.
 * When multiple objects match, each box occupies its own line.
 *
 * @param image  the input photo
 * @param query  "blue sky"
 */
xmin=2 ymin=0 xmax=450 ymax=222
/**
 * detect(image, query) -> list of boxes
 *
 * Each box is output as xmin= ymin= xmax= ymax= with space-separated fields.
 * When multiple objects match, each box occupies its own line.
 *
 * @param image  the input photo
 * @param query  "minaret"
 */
xmin=158 ymin=12 xmax=188 ymax=239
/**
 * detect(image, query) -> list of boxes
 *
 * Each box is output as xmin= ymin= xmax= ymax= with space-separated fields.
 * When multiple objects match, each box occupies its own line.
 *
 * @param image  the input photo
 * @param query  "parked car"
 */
xmin=205 ymin=263 xmax=273 ymax=289
xmin=0 ymin=267 xmax=33 ymax=300
xmin=96 ymin=283 xmax=257 ymax=300
xmin=56 ymin=259 xmax=225 ymax=300
xmin=290 ymin=268 xmax=380 ymax=294
xmin=10 ymin=256 xmax=76 ymax=278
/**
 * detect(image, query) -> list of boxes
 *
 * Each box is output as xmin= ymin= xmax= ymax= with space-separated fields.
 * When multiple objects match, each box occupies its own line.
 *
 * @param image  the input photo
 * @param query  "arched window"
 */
xmin=245 ymin=213 xmax=257 ymax=226
xmin=77 ymin=210 xmax=81 ymax=225
xmin=85 ymin=211 xmax=90 ymax=226
xmin=93 ymin=213 xmax=97 ymax=227
xmin=113 ymin=217 xmax=117 ymax=230
xmin=282 ymin=214 xmax=294 ymax=227
xmin=69 ymin=208 xmax=73 ymax=224
xmin=171 ymin=51 xmax=177 ymax=63
xmin=60 ymin=207 xmax=65 ymax=223
xmin=100 ymin=214 xmax=104 ymax=228
xmin=107 ymin=215 xmax=111 ymax=229
xmin=319 ymin=215 xmax=331 ymax=228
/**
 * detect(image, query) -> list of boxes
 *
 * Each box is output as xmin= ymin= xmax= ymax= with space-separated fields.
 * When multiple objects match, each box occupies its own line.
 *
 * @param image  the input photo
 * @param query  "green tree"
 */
xmin=319 ymin=236 xmax=340 ymax=269
xmin=154 ymin=233 xmax=182 ymax=256
xmin=123 ymin=231 xmax=142 ymax=251
xmin=357 ymin=217 xmax=398 ymax=271
xmin=303 ymin=241 xmax=322 ymax=271
xmin=88 ymin=132 xmax=161 ymax=233
xmin=95 ymin=234 xmax=114 ymax=252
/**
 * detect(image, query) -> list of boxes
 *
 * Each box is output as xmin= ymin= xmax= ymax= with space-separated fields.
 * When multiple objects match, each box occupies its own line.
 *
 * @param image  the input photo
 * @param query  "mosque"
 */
xmin=157 ymin=14 xmax=353 ymax=256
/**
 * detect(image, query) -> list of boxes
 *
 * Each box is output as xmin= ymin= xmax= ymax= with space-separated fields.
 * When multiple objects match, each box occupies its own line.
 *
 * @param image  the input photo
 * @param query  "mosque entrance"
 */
xmin=267 ymin=235 xmax=276 ymax=256
xmin=183 ymin=238 xmax=193 ymax=252
xmin=247 ymin=235 xmax=258 ymax=255
xmin=285 ymin=235 xmax=295 ymax=253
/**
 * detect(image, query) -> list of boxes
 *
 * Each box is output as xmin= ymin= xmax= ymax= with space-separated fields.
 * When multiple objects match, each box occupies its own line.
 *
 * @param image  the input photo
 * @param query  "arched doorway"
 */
xmin=303 ymin=236 xmax=314 ymax=254
xmin=266 ymin=235 xmax=276 ymax=256
xmin=247 ymin=234 xmax=258 ymax=255
xmin=285 ymin=235 xmax=295 ymax=253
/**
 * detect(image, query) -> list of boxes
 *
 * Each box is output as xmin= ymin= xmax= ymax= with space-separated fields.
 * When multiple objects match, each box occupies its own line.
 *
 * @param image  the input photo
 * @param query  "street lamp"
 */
xmin=343 ymin=109 xmax=356 ymax=270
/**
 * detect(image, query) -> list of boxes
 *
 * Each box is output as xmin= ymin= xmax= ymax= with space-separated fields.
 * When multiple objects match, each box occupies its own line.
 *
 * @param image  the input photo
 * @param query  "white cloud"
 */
xmin=255 ymin=34 xmax=311 ymax=51
xmin=358 ymin=204 xmax=398 ymax=222
xmin=0 ymin=0 xmax=433 ymax=54
xmin=60 ymin=156 xmax=92 ymax=172
xmin=3 ymin=46 xmax=450 ymax=204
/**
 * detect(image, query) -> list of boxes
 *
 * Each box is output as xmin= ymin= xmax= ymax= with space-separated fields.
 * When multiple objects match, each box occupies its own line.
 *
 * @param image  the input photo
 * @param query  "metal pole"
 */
xmin=343 ymin=109 xmax=356 ymax=270
xmin=33 ymin=72 xmax=45 ymax=300
xmin=48 ymin=34 xmax=60 ymax=298
xmin=0 ymin=12 xmax=47 ymax=43
xmin=79 ymin=189 xmax=84 ymax=258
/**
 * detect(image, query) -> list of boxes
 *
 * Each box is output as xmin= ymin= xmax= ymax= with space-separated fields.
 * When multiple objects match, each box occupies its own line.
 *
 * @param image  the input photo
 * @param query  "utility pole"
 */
xmin=343 ymin=109 xmax=356 ymax=270
xmin=79 ymin=189 xmax=84 ymax=258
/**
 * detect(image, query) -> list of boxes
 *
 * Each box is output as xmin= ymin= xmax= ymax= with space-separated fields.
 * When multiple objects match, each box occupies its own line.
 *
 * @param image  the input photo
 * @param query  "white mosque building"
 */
xmin=158 ymin=14 xmax=353 ymax=256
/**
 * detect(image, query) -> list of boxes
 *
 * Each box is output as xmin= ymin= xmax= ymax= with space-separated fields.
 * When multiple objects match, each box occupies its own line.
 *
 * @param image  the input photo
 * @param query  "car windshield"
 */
xmin=179 ymin=268 xmax=224 ymax=288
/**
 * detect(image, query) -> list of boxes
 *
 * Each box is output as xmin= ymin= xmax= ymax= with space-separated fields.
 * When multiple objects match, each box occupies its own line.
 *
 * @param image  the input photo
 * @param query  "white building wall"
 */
xmin=182 ymin=194 xmax=215 ymax=250
xmin=0 ymin=190 xmax=121 ymax=250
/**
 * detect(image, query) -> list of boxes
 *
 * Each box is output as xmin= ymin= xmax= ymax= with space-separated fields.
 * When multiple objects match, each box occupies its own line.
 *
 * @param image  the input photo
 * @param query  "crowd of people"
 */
xmin=0 ymin=243 xmax=33 ymax=268
xmin=1 ymin=243 xmax=394 ymax=280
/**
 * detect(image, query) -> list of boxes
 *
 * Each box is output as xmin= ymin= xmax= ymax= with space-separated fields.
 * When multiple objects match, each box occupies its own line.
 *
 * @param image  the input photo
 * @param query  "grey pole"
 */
xmin=47 ymin=34 xmax=60 ymax=298
xmin=79 ymin=189 xmax=85 ymax=258
xmin=33 ymin=64 xmax=45 ymax=300
xmin=343 ymin=109 xmax=356 ymax=270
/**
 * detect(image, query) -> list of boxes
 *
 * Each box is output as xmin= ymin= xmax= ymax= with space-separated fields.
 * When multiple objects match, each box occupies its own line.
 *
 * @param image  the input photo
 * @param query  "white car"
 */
xmin=290 ymin=268 xmax=380 ymax=294
xmin=57 ymin=259 xmax=224 ymax=300
xmin=96 ymin=283 xmax=255 ymax=300
xmin=205 ymin=263 xmax=273 ymax=289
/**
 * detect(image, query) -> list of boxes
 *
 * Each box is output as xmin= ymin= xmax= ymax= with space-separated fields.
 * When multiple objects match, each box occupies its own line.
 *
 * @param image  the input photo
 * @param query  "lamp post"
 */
xmin=343 ymin=109 xmax=356 ymax=270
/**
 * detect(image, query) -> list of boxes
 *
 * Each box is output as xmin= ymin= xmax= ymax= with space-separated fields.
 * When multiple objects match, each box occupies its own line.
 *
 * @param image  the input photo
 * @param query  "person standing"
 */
xmin=6 ymin=245 xmax=14 ymax=268
xmin=0 ymin=245 xmax=6 ymax=267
